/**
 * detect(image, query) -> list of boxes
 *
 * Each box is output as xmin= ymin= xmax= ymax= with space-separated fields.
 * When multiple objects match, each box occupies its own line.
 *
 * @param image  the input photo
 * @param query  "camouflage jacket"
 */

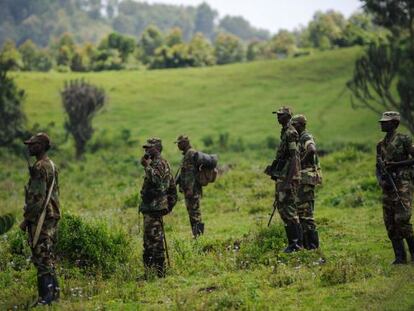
xmin=298 ymin=131 xmax=322 ymax=186
xmin=377 ymin=132 xmax=414 ymax=182
xmin=140 ymin=156 xmax=173 ymax=215
xmin=24 ymin=156 xmax=60 ymax=224
xmin=274 ymin=123 xmax=301 ymax=182
xmin=178 ymin=148 xmax=201 ymax=194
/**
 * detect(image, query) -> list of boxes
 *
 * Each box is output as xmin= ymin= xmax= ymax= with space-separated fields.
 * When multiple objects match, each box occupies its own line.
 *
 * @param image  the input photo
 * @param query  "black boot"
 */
xmin=405 ymin=236 xmax=414 ymax=262
xmin=283 ymin=223 xmax=302 ymax=253
xmin=302 ymin=226 xmax=310 ymax=250
xmin=198 ymin=223 xmax=205 ymax=235
xmin=155 ymin=258 xmax=166 ymax=278
xmin=391 ymin=239 xmax=407 ymax=265
xmin=52 ymin=274 xmax=60 ymax=301
xmin=192 ymin=222 xmax=204 ymax=238
xmin=307 ymin=230 xmax=320 ymax=250
xmin=37 ymin=274 xmax=55 ymax=305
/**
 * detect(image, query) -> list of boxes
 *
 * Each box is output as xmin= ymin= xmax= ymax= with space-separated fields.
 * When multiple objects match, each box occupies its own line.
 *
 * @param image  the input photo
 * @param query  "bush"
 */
xmin=237 ymin=225 xmax=286 ymax=269
xmin=55 ymin=214 xmax=131 ymax=276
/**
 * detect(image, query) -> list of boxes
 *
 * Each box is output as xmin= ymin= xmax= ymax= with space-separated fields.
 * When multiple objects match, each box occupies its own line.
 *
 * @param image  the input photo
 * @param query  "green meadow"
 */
xmin=1 ymin=47 xmax=414 ymax=310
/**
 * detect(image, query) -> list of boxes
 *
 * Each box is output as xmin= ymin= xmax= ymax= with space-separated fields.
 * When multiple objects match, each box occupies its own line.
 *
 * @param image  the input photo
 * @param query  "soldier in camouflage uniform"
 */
xmin=268 ymin=107 xmax=302 ymax=253
xmin=140 ymin=138 xmax=176 ymax=277
xmin=19 ymin=133 xmax=60 ymax=305
xmin=376 ymin=112 xmax=414 ymax=264
xmin=291 ymin=115 xmax=322 ymax=250
xmin=175 ymin=135 xmax=204 ymax=237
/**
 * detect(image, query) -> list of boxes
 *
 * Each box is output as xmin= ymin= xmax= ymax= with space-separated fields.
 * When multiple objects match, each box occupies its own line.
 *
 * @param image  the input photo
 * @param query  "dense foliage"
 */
xmin=0 ymin=61 xmax=26 ymax=147
xmin=348 ymin=0 xmax=414 ymax=134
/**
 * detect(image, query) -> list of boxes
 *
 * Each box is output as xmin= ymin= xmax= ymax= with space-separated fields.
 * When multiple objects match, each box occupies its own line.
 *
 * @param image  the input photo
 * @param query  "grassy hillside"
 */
xmin=1 ymin=48 xmax=414 ymax=310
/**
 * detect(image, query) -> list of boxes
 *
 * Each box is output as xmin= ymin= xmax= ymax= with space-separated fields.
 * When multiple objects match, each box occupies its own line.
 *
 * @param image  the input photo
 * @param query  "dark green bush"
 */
xmin=237 ymin=225 xmax=285 ymax=269
xmin=55 ymin=214 xmax=131 ymax=276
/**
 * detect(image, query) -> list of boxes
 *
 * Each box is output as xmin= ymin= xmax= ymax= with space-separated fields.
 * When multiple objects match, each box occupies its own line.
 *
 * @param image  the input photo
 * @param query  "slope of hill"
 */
xmin=1 ymin=48 xmax=414 ymax=310
xmin=15 ymin=47 xmax=380 ymax=149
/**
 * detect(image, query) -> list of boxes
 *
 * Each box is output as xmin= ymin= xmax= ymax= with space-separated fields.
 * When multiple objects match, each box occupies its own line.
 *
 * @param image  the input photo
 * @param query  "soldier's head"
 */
xmin=143 ymin=137 xmax=162 ymax=157
xmin=175 ymin=135 xmax=190 ymax=151
xmin=379 ymin=111 xmax=400 ymax=133
xmin=291 ymin=114 xmax=307 ymax=133
xmin=24 ymin=133 xmax=51 ymax=157
xmin=273 ymin=106 xmax=292 ymax=126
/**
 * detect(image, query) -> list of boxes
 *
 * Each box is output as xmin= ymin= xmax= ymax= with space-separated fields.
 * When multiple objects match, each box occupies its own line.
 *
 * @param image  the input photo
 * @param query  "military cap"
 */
xmin=24 ymin=132 xmax=51 ymax=148
xmin=143 ymin=137 xmax=162 ymax=150
xmin=272 ymin=106 xmax=293 ymax=116
xmin=175 ymin=135 xmax=189 ymax=144
xmin=379 ymin=111 xmax=401 ymax=122
xmin=291 ymin=114 xmax=307 ymax=125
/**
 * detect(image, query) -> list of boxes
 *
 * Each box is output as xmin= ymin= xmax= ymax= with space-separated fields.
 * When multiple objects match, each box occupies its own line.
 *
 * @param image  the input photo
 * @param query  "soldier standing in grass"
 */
xmin=376 ymin=112 xmax=414 ymax=264
xmin=20 ymin=133 xmax=60 ymax=305
xmin=175 ymin=135 xmax=205 ymax=238
xmin=140 ymin=138 xmax=176 ymax=278
xmin=266 ymin=107 xmax=302 ymax=253
xmin=291 ymin=115 xmax=322 ymax=250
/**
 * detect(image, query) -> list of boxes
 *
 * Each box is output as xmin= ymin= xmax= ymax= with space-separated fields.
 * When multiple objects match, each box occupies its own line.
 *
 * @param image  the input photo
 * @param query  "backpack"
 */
xmin=194 ymin=152 xmax=218 ymax=187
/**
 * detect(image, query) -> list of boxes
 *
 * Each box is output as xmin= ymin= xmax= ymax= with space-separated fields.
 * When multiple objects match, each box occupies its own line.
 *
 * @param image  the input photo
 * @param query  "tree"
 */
xmin=0 ymin=39 xmax=22 ymax=70
xmin=306 ymin=10 xmax=347 ymax=49
xmin=0 ymin=61 xmax=26 ymax=147
xmin=165 ymin=27 xmax=184 ymax=47
xmin=189 ymin=33 xmax=216 ymax=66
xmin=269 ymin=30 xmax=297 ymax=57
xmin=347 ymin=0 xmax=414 ymax=134
xmin=19 ymin=39 xmax=38 ymax=71
xmin=194 ymin=2 xmax=217 ymax=41
xmin=61 ymin=80 xmax=106 ymax=159
xmin=138 ymin=26 xmax=164 ymax=65
xmin=150 ymin=44 xmax=194 ymax=69
xmin=102 ymin=32 xmax=135 ymax=62
xmin=214 ymin=33 xmax=245 ymax=65
xmin=219 ymin=16 xmax=270 ymax=41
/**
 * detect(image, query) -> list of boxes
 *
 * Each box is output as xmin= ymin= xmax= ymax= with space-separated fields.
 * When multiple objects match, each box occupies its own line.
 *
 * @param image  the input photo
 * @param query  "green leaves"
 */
xmin=0 ymin=213 xmax=15 ymax=235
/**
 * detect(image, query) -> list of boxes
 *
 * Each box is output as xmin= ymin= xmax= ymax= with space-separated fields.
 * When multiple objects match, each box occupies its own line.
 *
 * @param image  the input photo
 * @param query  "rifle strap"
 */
xmin=32 ymin=160 xmax=55 ymax=248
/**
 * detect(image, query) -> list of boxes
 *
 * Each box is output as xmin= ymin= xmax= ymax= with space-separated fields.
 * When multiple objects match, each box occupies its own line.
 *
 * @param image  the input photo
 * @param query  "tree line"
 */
xmin=0 ymin=0 xmax=269 ymax=48
xmin=0 ymin=10 xmax=387 ymax=72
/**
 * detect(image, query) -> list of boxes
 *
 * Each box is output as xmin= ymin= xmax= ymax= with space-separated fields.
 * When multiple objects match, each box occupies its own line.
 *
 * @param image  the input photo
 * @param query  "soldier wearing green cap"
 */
xmin=376 ymin=112 xmax=414 ymax=264
xmin=175 ymin=135 xmax=205 ymax=237
xmin=20 ymin=133 xmax=60 ymax=305
xmin=140 ymin=137 xmax=176 ymax=277
xmin=291 ymin=115 xmax=322 ymax=250
xmin=267 ymin=107 xmax=302 ymax=253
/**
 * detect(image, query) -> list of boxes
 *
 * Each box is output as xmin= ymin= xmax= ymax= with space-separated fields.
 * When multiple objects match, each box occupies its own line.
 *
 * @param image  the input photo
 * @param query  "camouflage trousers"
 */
xmin=382 ymin=180 xmax=413 ymax=240
xmin=297 ymin=184 xmax=317 ymax=232
xmin=274 ymin=181 xmax=299 ymax=225
xmin=143 ymin=214 xmax=165 ymax=269
xmin=28 ymin=219 xmax=58 ymax=277
xmin=185 ymin=194 xmax=202 ymax=227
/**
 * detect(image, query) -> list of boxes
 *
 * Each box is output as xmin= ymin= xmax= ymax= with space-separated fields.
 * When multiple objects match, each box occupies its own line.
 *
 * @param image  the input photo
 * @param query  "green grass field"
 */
xmin=1 ymin=47 xmax=414 ymax=310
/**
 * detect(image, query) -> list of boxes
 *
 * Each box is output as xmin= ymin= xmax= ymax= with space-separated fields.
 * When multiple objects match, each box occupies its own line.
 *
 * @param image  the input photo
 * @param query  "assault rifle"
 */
xmin=376 ymin=158 xmax=412 ymax=210
xmin=264 ymin=158 xmax=287 ymax=181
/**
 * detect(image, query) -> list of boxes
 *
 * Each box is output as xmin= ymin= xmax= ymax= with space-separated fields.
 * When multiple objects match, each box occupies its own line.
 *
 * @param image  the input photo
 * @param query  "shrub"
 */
xmin=237 ymin=225 xmax=286 ymax=269
xmin=61 ymin=79 xmax=106 ymax=159
xmin=55 ymin=214 xmax=130 ymax=276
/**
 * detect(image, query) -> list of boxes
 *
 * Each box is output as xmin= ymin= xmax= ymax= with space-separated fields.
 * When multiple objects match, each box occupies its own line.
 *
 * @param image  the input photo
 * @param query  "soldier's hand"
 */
xmin=141 ymin=156 xmax=151 ymax=167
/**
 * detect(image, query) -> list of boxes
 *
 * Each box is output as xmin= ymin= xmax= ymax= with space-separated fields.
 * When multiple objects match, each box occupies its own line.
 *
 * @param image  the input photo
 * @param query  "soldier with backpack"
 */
xmin=175 ymin=135 xmax=217 ymax=238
